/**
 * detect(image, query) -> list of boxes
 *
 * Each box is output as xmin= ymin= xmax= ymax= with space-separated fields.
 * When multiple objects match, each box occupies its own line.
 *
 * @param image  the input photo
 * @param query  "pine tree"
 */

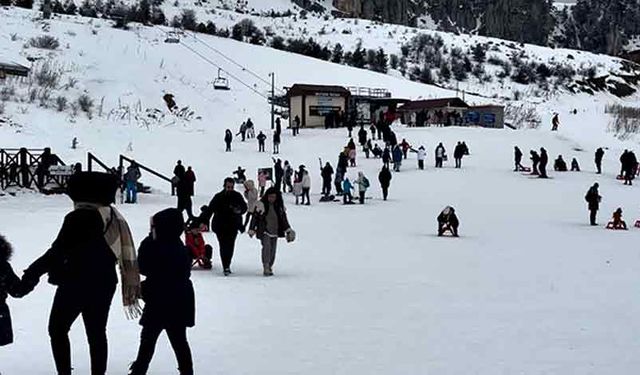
xmin=350 ymin=42 xmax=366 ymax=69
xmin=52 ymin=0 xmax=64 ymax=13
xmin=136 ymin=0 xmax=150 ymax=24
xmin=15 ymin=0 xmax=33 ymax=9
xmin=374 ymin=48 xmax=388 ymax=73
xmin=150 ymin=6 xmax=165 ymax=25
xmin=63 ymin=0 xmax=77 ymax=14
xmin=439 ymin=62 xmax=451 ymax=82
xmin=205 ymin=21 xmax=216 ymax=35
xmin=79 ymin=0 xmax=97 ymax=18
xmin=0 ymin=0 xmax=11 ymax=6
xmin=419 ymin=65 xmax=434 ymax=84
xmin=331 ymin=43 xmax=343 ymax=64
xmin=41 ymin=0 xmax=52 ymax=18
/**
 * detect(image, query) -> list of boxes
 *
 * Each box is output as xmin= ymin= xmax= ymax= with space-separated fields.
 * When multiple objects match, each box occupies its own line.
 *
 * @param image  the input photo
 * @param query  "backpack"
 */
xmin=363 ymin=177 xmax=370 ymax=189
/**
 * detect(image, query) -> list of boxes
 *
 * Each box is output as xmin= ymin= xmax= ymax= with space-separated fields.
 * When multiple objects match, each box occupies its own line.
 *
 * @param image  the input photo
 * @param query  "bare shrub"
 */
xmin=32 ymin=61 xmax=62 ymax=88
xmin=39 ymin=90 xmax=51 ymax=107
xmin=1 ymin=86 xmax=15 ymax=102
xmin=28 ymin=35 xmax=60 ymax=50
xmin=0 ymin=102 xmax=5 ymax=115
xmin=606 ymin=104 xmax=640 ymax=140
xmin=28 ymin=88 xmax=38 ymax=103
xmin=77 ymin=94 xmax=94 ymax=118
xmin=56 ymin=96 xmax=67 ymax=112
xmin=505 ymin=103 xmax=541 ymax=129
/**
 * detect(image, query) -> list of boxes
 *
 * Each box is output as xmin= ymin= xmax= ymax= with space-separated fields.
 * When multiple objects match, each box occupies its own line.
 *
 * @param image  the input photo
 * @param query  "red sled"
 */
xmin=185 ymin=227 xmax=213 ymax=269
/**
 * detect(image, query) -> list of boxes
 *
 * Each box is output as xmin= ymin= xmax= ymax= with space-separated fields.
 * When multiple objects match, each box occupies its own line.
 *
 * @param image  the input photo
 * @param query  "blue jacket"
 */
xmin=392 ymin=147 xmax=403 ymax=163
xmin=342 ymin=179 xmax=353 ymax=193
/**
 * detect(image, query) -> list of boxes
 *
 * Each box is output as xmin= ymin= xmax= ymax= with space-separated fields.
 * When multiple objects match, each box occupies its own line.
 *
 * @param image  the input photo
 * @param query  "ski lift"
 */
xmin=213 ymin=69 xmax=231 ymax=91
xmin=164 ymin=30 xmax=180 ymax=44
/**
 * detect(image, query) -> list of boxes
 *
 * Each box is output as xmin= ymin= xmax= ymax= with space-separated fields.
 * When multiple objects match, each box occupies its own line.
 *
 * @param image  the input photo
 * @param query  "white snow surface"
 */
xmin=1 ymin=6 xmax=640 ymax=375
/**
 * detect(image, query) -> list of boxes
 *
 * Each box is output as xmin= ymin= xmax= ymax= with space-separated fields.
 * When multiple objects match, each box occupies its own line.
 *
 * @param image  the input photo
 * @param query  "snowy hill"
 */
xmin=2 ymin=6 xmax=640 ymax=374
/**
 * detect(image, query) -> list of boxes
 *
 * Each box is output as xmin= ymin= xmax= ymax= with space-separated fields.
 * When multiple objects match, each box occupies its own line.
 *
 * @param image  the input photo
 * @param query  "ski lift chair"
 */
xmin=213 ymin=69 xmax=230 ymax=90
xmin=164 ymin=31 xmax=180 ymax=44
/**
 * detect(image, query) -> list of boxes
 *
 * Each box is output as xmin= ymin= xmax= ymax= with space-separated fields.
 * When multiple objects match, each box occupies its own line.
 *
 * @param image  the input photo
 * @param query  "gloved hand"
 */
xmin=248 ymin=230 xmax=256 ymax=238
xmin=18 ymin=270 xmax=41 ymax=297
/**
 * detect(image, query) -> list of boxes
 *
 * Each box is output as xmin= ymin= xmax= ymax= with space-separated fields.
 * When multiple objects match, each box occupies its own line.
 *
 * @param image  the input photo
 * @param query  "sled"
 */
xmin=606 ymin=221 xmax=628 ymax=230
xmin=438 ymin=224 xmax=459 ymax=237
xmin=616 ymin=175 xmax=625 ymax=181
xmin=186 ymin=228 xmax=213 ymax=270
xmin=319 ymin=195 xmax=337 ymax=202
xmin=516 ymin=167 xmax=531 ymax=173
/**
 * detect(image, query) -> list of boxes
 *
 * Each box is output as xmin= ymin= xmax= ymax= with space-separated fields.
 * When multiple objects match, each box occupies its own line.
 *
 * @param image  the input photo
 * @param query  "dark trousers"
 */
xmin=343 ymin=192 xmax=352 ymax=203
xmin=418 ymin=160 xmax=424 ymax=170
xmin=455 ymin=158 xmax=461 ymax=168
xmin=258 ymin=142 xmax=265 ymax=152
xmin=273 ymin=143 xmax=279 ymax=154
xmin=216 ymin=232 xmax=238 ymax=270
xmin=130 ymin=324 xmax=193 ymax=375
xmin=359 ymin=191 xmax=365 ymax=204
xmin=177 ymin=195 xmax=193 ymax=219
xmin=382 ymin=186 xmax=388 ymax=201
xmin=590 ymin=209 xmax=598 ymax=225
xmin=275 ymin=177 xmax=282 ymax=192
xmin=435 ymin=157 xmax=443 ymax=168
xmin=302 ymin=188 xmax=310 ymax=205
xmin=539 ymin=164 xmax=547 ymax=178
xmin=49 ymin=284 xmax=116 ymax=375
xmin=225 ymin=142 xmax=231 ymax=152
xmin=322 ymin=178 xmax=331 ymax=196
xmin=596 ymin=161 xmax=602 ymax=174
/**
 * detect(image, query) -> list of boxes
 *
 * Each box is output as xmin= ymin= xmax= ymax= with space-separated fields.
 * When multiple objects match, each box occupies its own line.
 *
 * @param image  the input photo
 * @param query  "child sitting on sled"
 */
xmin=438 ymin=206 xmax=459 ymax=237
xmin=607 ymin=208 xmax=628 ymax=230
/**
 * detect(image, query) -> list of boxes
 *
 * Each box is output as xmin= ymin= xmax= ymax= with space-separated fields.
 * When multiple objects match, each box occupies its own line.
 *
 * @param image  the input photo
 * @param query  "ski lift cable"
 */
xmin=188 ymin=32 xmax=287 ymax=96
xmin=190 ymin=32 xmax=270 ymax=86
xmin=177 ymin=38 xmax=271 ymax=100
xmin=154 ymin=25 xmax=270 ymax=100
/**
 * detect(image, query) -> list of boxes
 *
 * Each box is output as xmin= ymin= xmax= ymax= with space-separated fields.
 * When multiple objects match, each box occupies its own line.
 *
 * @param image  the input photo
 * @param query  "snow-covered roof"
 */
xmin=0 ymin=50 xmax=30 ymax=77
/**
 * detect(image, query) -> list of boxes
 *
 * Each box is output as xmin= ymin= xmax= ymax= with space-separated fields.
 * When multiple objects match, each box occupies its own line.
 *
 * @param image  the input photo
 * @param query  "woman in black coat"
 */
xmin=378 ymin=166 xmax=392 ymax=201
xmin=0 ymin=234 xmax=28 ymax=347
xmin=129 ymin=208 xmax=194 ymax=375
xmin=23 ymin=209 xmax=119 ymax=375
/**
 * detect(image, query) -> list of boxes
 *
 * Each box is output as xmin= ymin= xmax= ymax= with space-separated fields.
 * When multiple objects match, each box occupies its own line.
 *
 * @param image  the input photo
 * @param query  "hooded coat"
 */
xmin=244 ymin=180 xmax=259 ymax=213
xmin=0 ymin=235 xmax=26 ymax=346
xmin=138 ymin=209 xmax=195 ymax=328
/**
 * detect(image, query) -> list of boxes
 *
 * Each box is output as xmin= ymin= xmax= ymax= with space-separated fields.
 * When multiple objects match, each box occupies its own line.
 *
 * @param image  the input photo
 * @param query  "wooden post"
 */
xmin=19 ymin=148 xmax=29 ymax=188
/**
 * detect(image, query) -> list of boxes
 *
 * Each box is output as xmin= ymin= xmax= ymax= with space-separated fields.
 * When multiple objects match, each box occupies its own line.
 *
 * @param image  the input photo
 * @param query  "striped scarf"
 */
xmin=75 ymin=202 xmax=142 ymax=319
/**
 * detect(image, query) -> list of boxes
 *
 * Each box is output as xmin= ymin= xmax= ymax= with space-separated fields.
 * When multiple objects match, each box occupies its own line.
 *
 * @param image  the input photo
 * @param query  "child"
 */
xmin=0 ymin=234 xmax=28 ymax=347
xmin=257 ymin=170 xmax=267 ymax=197
xmin=608 ymin=208 xmax=628 ymax=230
xmin=185 ymin=221 xmax=213 ymax=270
xmin=129 ymin=208 xmax=195 ymax=375
xmin=342 ymin=177 xmax=354 ymax=204
xmin=437 ymin=206 xmax=460 ymax=237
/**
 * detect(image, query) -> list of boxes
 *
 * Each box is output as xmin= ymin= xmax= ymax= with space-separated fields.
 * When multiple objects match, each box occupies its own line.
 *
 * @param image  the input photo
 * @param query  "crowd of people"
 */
xmin=5 ymin=109 xmax=640 ymax=375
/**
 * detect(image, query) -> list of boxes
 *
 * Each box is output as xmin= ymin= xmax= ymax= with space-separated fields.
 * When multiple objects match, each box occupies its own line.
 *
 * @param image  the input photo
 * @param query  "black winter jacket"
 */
xmin=139 ymin=209 xmax=194 ymax=328
xmin=207 ymin=190 xmax=248 ymax=235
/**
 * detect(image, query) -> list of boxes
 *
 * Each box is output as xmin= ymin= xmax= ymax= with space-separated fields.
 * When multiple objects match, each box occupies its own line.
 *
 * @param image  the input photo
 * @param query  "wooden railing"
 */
xmin=0 ymin=148 xmax=70 ymax=193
